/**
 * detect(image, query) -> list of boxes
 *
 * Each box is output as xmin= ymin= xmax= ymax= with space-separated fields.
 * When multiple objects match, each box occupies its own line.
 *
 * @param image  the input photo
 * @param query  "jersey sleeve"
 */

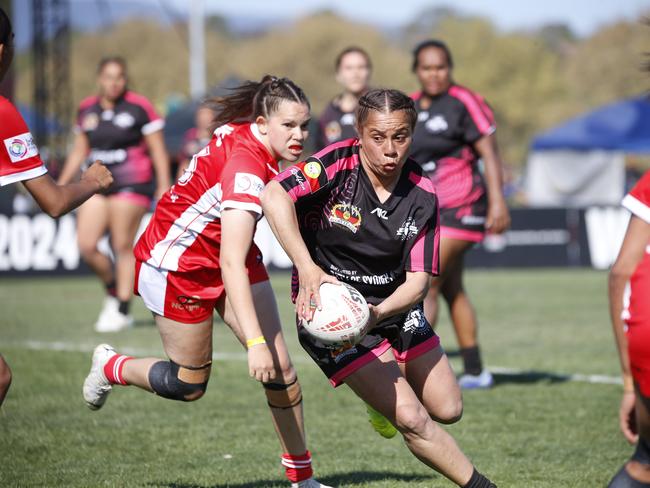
xmin=622 ymin=171 xmax=650 ymax=224
xmin=275 ymin=156 xmax=330 ymax=202
xmin=450 ymin=86 xmax=496 ymax=145
xmin=125 ymin=92 xmax=165 ymax=136
xmin=404 ymin=210 xmax=440 ymax=276
xmin=0 ymin=98 xmax=47 ymax=186
xmin=220 ymin=147 xmax=270 ymax=215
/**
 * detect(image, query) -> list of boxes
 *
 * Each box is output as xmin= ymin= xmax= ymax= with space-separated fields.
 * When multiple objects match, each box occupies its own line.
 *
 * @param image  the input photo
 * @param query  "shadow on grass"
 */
xmin=492 ymin=370 xmax=570 ymax=385
xmin=154 ymin=471 xmax=435 ymax=487
xmin=134 ymin=317 xmax=156 ymax=327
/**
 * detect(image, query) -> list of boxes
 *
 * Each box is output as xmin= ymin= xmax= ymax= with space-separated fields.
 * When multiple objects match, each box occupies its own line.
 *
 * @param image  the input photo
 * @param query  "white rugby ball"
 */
xmin=301 ymin=282 xmax=370 ymax=348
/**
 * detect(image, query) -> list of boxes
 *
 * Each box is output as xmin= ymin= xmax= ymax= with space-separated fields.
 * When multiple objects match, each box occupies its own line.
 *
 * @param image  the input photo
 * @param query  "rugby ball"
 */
xmin=301 ymin=283 xmax=370 ymax=348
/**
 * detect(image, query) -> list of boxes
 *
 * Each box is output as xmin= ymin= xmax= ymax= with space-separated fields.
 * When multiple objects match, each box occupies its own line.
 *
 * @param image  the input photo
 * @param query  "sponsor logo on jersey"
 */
xmin=396 ymin=217 xmax=419 ymax=240
xmin=290 ymin=167 xmax=307 ymax=190
xmin=81 ymin=113 xmax=99 ymax=131
xmin=89 ymin=148 xmax=127 ymax=165
xmin=324 ymin=121 xmax=342 ymax=143
xmin=460 ymin=215 xmax=486 ymax=225
xmin=425 ymin=114 xmax=448 ymax=133
xmin=329 ymin=203 xmax=362 ymax=233
xmin=331 ymin=343 xmax=358 ymax=363
xmin=172 ymin=295 xmax=203 ymax=312
xmin=101 ymin=109 xmax=114 ymax=121
xmin=371 ymin=207 xmax=388 ymax=220
xmin=403 ymin=306 xmax=429 ymax=335
xmin=304 ymin=161 xmax=322 ymax=179
xmin=234 ymin=172 xmax=265 ymax=197
xmin=340 ymin=113 xmax=355 ymax=126
xmin=113 ymin=112 xmax=136 ymax=129
xmin=417 ymin=111 xmax=429 ymax=122
xmin=4 ymin=132 xmax=39 ymax=163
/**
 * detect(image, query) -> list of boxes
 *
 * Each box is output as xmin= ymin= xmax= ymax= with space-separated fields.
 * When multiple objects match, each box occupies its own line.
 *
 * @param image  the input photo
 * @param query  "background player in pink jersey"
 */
xmin=608 ymin=170 xmax=650 ymax=487
xmin=315 ymin=46 xmax=372 ymax=149
xmin=82 ymin=76 xmax=331 ymax=488
xmin=58 ymin=57 xmax=171 ymax=332
xmin=263 ymin=89 xmax=497 ymax=488
xmin=410 ymin=39 xmax=511 ymax=389
xmin=0 ymin=7 xmax=113 ymax=406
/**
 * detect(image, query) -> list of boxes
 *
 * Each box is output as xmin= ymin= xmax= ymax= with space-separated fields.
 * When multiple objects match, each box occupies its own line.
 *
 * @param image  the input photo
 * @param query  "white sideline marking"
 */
xmin=5 ymin=340 xmax=623 ymax=386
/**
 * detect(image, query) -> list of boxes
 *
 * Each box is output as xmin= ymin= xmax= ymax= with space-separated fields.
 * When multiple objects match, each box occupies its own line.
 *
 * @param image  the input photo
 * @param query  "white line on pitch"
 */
xmin=4 ymin=340 xmax=623 ymax=386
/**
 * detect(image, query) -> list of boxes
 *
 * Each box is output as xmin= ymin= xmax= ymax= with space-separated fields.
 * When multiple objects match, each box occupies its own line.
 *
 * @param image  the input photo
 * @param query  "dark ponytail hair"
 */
xmin=0 ymin=7 xmax=12 ymax=45
xmin=209 ymin=75 xmax=310 ymax=130
xmin=356 ymin=88 xmax=417 ymax=132
xmin=411 ymin=39 xmax=454 ymax=72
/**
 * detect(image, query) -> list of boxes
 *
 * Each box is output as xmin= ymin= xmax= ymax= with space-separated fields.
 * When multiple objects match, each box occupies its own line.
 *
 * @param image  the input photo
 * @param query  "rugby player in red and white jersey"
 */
xmin=608 ymin=171 xmax=650 ymax=487
xmin=58 ymin=57 xmax=171 ymax=332
xmin=409 ymin=39 xmax=511 ymax=389
xmin=82 ymin=76 xmax=331 ymax=488
xmin=315 ymin=47 xmax=371 ymax=150
xmin=263 ymin=89 xmax=497 ymax=488
xmin=0 ymin=7 xmax=113 ymax=407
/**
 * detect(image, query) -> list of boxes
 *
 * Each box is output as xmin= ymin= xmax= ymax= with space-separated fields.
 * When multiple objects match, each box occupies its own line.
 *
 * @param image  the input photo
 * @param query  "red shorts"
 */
xmin=134 ymin=244 xmax=269 ymax=323
xmin=625 ymin=253 xmax=650 ymax=397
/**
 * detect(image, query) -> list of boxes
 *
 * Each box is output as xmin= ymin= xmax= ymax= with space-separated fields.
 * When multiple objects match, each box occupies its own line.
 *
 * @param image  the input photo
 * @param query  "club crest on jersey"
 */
xmin=396 ymin=217 xmax=419 ymax=240
xmin=4 ymin=132 xmax=39 ymax=163
xmin=304 ymin=161 xmax=322 ymax=179
xmin=425 ymin=115 xmax=448 ymax=133
xmin=329 ymin=203 xmax=362 ymax=233
xmin=81 ymin=113 xmax=99 ymax=131
xmin=234 ymin=172 xmax=264 ymax=197
xmin=330 ymin=343 xmax=358 ymax=363
xmin=214 ymin=124 xmax=235 ymax=147
xmin=403 ymin=306 xmax=430 ymax=335
xmin=113 ymin=112 xmax=136 ymax=129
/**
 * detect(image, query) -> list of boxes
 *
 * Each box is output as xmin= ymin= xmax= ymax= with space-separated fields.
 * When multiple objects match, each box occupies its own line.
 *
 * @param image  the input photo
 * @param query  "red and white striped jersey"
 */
xmin=0 ymin=96 xmax=47 ymax=186
xmin=134 ymin=122 xmax=278 ymax=272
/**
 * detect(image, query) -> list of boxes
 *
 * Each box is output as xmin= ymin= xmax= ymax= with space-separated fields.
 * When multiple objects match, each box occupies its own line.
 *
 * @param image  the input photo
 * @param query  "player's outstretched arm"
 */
xmin=609 ymin=215 xmax=650 ymax=443
xmin=23 ymin=161 xmax=113 ymax=218
xmin=261 ymin=180 xmax=338 ymax=320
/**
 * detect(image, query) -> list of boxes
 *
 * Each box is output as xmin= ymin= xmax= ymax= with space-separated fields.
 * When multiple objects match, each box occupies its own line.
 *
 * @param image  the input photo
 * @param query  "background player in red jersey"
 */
xmin=409 ymin=39 xmax=511 ymax=389
xmin=58 ymin=57 xmax=171 ymax=332
xmin=315 ymin=46 xmax=372 ymax=150
xmin=82 ymin=76 xmax=331 ymax=488
xmin=608 ymin=170 xmax=650 ymax=487
xmin=263 ymin=89 xmax=497 ymax=488
xmin=0 ymin=7 xmax=113 ymax=406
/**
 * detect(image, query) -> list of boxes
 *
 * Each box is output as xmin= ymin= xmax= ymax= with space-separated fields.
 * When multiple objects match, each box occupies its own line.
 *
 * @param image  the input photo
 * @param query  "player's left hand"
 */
xmin=619 ymin=390 xmax=638 ymax=444
xmin=486 ymin=196 xmax=510 ymax=234
xmin=296 ymin=263 xmax=339 ymax=322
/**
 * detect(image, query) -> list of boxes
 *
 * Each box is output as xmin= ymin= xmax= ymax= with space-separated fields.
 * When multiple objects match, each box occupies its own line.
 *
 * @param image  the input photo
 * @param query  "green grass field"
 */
xmin=0 ymin=269 xmax=632 ymax=487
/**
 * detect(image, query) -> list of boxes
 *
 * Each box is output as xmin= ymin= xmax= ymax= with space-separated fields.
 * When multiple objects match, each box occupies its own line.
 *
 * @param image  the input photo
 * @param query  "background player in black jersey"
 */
xmin=410 ymin=40 xmax=511 ymax=389
xmin=58 ymin=57 xmax=171 ymax=332
xmin=263 ymin=88 xmax=497 ymax=488
xmin=0 ymin=7 xmax=113 ymax=406
xmin=315 ymin=47 xmax=371 ymax=150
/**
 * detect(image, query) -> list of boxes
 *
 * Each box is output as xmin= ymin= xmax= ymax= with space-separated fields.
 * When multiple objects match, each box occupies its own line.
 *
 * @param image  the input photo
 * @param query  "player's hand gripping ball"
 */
xmin=301 ymin=283 xmax=370 ymax=348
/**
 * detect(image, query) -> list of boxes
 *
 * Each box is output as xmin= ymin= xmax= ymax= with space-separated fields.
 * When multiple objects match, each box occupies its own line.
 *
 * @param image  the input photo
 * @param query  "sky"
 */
xmin=10 ymin=0 xmax=650 ymax=50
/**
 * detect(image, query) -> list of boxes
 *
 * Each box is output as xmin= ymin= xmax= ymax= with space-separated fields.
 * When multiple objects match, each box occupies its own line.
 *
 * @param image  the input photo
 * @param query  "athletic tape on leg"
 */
xmin=263 ymin=378 xmax=302 ymax=409
xmin=148 ymin=360 xmax=211 ymax=402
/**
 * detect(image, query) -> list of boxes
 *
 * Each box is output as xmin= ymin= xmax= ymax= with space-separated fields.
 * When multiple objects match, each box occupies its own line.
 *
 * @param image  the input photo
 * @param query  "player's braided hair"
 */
xmin=356 ymin=88 xmax=417 ymax=132
xmin=0 ymin=7 xmax=12 ymax=46
xmin=209 ymin=75 xmax=310 ymax=130
xmin=411 ymin=39 xmax=454 ymax=72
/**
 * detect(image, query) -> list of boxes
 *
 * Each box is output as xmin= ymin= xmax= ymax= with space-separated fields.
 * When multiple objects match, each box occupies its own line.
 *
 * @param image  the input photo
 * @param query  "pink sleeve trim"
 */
xmin=448 ymin=85 xmax=495 ymax=136
xmin=410 ymin=91 xmax=422 ymax=101
xmin=124 ymin=91 xmax=161 ymax=122
xmin=313 ymin=138 xmax=359 ymax=160
xmin=78 ymin=95 xmax=99 ymax=111
xmin=408 ymin=171 xmax=436 ymax=194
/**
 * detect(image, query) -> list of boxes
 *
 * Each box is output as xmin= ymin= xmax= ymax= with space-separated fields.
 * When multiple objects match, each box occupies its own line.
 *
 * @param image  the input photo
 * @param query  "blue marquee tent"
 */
xmin=531 ymin=95 xmax=650 ymax=153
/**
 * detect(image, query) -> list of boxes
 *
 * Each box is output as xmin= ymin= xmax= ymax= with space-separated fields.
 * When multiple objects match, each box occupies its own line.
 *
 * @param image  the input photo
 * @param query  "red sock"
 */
xmin=103 ymin=354 xmax=133 ymax=385
xmin=281 ymin=451 xmax=313 ymax=483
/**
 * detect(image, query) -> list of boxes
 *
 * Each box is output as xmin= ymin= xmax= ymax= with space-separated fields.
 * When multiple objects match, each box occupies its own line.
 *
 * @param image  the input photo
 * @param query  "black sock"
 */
xmin=463 ymin=468 xmax=496 ymax=488
xmin=105 ymin=280 xmax=117 ymax=298
xmin=460 ymin=346 xmax=483 ymax=375
xmin=608 ymin=464 xmax=650 ymax=487
xmin=118 ymin=300 xmax=130 ymax=315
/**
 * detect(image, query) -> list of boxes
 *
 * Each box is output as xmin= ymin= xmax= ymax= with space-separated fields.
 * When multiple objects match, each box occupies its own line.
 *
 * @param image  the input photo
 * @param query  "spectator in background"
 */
xmin=0 ymin=7 xmax=113 ymax=406
xmin=176 ymin=100 xmax=219 ymax=178
xmin=58 ymin=56 xmax=171 ymax=332
xmin=315 ymin=46 xmax=372 ymax=150
xmin=409 ymin=39 xmax=510 ymax=389
xmin=608 ymin=170 xmax=650 ymax=487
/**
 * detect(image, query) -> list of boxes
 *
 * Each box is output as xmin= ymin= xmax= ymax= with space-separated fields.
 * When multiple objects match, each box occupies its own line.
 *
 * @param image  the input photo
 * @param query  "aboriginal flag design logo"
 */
xmin=329 ymin=203 xmax=362 ymax=233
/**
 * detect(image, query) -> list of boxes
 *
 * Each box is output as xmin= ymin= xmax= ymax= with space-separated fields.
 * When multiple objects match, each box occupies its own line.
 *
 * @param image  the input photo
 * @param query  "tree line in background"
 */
xmin=12 ymin=8 xmax=650 ymax=171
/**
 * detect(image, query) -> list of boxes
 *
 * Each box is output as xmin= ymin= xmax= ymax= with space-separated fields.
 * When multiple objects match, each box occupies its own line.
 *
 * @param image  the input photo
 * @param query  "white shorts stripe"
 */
xmin=137 ymin=262 xmax=169 ymax=316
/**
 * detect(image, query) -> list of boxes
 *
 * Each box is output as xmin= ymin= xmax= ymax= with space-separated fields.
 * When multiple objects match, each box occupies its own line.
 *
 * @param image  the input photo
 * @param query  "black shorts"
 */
xmin=103 ymin=180 xmax=155 ymax=208
xmin=298 ymin=303 xmax=440 ymax=387
xmin=439 ymin=191 xmax=487 ymax=243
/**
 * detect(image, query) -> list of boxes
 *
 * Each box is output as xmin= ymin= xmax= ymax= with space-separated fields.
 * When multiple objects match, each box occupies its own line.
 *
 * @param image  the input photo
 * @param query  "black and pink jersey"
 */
xmin=316 ymin=99 xmax=358 ymax=150
xmin=409 ymin=85 xmax=495 ymax=209
xmin=275 ymin=138 xmax=440 ymax=312
xmin=75 ymin=90 xmax=164 ymax=187
xmin=0 ymin=96 xmax=47 ymax=186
